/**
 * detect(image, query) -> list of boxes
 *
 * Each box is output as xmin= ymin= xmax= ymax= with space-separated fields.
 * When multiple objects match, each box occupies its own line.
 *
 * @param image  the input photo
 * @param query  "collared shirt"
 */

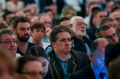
xmin=55 ymin=53 xmax=71 ymax=77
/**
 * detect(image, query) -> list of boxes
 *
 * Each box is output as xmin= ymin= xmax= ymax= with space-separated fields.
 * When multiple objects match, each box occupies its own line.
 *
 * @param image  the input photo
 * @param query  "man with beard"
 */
xmin=71 ymin=16 xmax=91 ymax=55
xmin=12 ymin=16 xmax=35 ymax=56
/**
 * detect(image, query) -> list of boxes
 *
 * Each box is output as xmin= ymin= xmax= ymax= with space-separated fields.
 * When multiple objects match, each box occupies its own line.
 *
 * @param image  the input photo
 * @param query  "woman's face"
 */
xmin=0 ymin=60 xmax=13 ymax=79
xmin=38 ymin=57 xmax=49 ymax=77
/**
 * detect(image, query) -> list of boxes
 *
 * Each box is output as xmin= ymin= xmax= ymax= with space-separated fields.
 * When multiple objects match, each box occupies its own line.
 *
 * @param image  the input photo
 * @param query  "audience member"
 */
xmin=6 ymin=0 xmax=24 ymax=12
xmin=14 ymin=56 xmax=44 ymax=79
xmin=2 ymin=10 xmax=14 ymax=26
xmin=48 ymin=26 xmax=95 ymax=79
xmin=58 ymin=17 xmax=72 ymax=28
xmin=105 ymin=42 xmax=120 ymax=67
xmin=71 ymin=16 xmax=91 ymax=55
xmin=0 ymin=50 xmax=14 ymax=79
xmin=30 ymin=23 xmax=45 ymax=48
xmin=12 ymin=16 xmax=35 ymax=56
xmin=0 ymin=28 xmax=17 ymax=57
xmin=100 ymin=17 xmax=117 ymax=30
xmin=61 ymin=6 xmax=76 ymax=19
xmin=108 ymin=57 xmax=120 ymax=79
xmin=27 ymin=46 xmax=49 ymax=78
xmin=87 ymin=7 xmax=106 ymax=41
xmin=96 ymin=25 xmax=119 ymax=44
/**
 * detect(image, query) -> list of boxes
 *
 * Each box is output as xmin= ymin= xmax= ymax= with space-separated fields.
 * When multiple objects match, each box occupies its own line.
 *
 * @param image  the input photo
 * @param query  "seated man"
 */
xmin=96 ymin=25 xmax=119 ymax=44
xmin=30 ymin=23 xmax=45 ymax=48
xmin=48 ymin=26 xmax=95 ymax=79
xmin=71 ymin=16 xmax=91 ymax=55
xmin=0 ymin=28 xmax=17 ymax=57
xmin=12 ymin=16 xmax=35 ymax=56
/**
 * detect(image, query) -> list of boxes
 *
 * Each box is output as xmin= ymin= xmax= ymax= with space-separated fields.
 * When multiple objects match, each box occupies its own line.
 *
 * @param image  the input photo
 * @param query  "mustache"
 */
xmin=24 ymin=33 xmax=30 ymax=36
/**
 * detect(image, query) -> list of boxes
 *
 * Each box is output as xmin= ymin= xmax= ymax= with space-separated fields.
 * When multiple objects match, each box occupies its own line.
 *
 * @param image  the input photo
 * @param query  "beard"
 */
xmin=75 ymin=30 xmax=86 ymax=37
xmin=17 ymin=35 xmax=30 ymax=42
xmin=73 ymin=28 xmax=86 ymax=37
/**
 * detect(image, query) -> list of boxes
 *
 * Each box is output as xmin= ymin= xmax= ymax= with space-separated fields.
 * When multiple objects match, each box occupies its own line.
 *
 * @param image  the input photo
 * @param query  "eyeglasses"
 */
xmin=21 ymin=71 xmax=44 ymax=77
xmin=0 ymin=39 xmax=17 ymax=44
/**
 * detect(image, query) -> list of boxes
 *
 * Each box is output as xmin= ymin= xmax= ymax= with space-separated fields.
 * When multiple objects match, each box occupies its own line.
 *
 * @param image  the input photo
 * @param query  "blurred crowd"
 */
xmin=0 ymin=0 xmax=120 ymax=79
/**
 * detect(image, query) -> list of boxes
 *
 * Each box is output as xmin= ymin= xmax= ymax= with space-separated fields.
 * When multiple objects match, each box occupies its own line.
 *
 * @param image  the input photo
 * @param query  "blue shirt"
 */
xmin=55 ymin=53 xmax=71 ymax=77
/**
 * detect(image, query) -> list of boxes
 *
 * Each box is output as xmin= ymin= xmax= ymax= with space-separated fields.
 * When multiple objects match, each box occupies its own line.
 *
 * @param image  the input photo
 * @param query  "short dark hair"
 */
xmin=105 ymin=42 xmax=120 ymax=67
xmin=96 ymin=25 xmax=110 ymax=38
xmin=0 ymin=28 xmax=14 ymax=42
xmin=14 ymin=56 xmax=39 ymax=74
xmin=90 ymin=7 xmax=104 ymax=27
xmin=2 ymin=10 xmax=14 ymax=21
xmin=30 ymin=23 xmax=45 ymax=32
xmin=50 ymin=25 xmax=72 ymax=42
xmin=11 ymin=16 xmax=30 ymax=29
xmin=100 ymin=17 xmax=114 ymax=26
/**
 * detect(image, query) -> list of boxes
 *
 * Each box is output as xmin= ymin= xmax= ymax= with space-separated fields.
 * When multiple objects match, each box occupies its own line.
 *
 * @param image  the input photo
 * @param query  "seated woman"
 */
xmin=27 ymin=46 xmax=49 ymax=79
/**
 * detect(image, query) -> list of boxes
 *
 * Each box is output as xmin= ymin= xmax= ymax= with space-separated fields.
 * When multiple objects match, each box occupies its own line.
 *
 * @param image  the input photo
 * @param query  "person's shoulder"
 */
xmin=71 ymin=50 xmax=90 ymax=62
xmin=28 ymin=42 xmax=36 ymax=49
xmin=71 ymin=50 xmax=87 ymax=56
xmin=28 ymin=42 xmax=36 ymax=46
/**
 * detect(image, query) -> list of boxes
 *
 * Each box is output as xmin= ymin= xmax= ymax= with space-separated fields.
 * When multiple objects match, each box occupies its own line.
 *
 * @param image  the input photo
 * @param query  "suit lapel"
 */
xmin=49 ymin=51 xmax=65 ymax=79
xmin=68 ymin=55 xmax=77 ymax=73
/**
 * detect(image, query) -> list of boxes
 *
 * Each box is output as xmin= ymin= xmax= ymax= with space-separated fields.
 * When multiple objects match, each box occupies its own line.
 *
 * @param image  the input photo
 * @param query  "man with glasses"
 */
xmin=96 ymin=25 xmax=119 ymax=44
xmin=0 ymin=28 xmax=17 ymax=57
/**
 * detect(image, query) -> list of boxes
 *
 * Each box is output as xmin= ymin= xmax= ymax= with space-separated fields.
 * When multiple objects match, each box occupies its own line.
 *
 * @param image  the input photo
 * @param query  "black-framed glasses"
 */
xmin=0 ymin=39 xmax=17 ymax=44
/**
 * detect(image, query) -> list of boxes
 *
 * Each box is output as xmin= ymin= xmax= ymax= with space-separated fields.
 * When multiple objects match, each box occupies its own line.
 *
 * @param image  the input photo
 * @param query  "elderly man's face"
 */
xmin=72 ymin=18 xmax=86 ymax=37
xmin=0 ymin=33 xmax=17 ymax=57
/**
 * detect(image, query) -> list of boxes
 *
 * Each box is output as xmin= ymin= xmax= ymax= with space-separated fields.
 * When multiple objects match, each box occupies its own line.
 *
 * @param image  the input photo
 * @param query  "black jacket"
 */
xmin=47 ymin=50 xmax=95 ymax=79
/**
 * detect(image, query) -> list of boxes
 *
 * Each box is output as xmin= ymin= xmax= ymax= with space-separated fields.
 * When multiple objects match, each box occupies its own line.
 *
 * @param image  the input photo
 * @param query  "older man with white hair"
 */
xmin=71 ymin=16 xmax=91 ymax=55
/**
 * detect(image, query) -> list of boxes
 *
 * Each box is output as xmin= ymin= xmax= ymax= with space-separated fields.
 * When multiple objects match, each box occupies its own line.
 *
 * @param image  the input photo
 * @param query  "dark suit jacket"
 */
xmin=47 ymin=50 xmax=95 ymax=79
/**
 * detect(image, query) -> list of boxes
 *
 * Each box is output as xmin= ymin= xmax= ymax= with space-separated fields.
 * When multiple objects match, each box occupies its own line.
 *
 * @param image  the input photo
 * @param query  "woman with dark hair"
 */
xmin=27 ymin=46 xmax=49 ymax=79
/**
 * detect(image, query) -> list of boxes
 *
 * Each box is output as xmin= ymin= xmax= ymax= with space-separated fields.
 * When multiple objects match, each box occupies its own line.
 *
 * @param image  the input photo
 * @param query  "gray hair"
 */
xmin=71 ymin=16 xmax=85 ymax=26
